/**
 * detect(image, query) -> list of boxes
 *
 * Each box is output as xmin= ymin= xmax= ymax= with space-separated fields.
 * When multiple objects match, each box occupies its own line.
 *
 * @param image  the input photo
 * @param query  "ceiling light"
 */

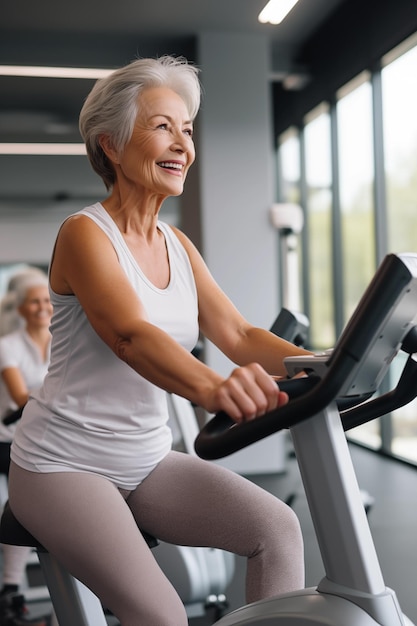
xmin=0 ymin=65 xmax=114 ymax=79
xmin=258 ymin=0 xmax=299 ymax=25
xmin=0 ymin=143 xmax=87 ymax=155
xmin=0 ymin=65 xmax=111 ymax=155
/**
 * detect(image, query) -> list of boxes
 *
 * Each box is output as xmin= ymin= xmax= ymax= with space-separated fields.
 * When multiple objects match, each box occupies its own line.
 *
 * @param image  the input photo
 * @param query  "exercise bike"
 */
xmin=0 ymin=309 xmax=306 ymax=625
xmin=195 ymin=252 xmax=417 ymax=626
xmin=1 ymin=252 xmax=416 ymax=625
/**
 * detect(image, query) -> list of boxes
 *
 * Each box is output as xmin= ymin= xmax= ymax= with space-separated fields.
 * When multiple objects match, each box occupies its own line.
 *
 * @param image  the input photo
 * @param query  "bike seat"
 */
xmin=0 ymin=500 xmax=159 ymax=550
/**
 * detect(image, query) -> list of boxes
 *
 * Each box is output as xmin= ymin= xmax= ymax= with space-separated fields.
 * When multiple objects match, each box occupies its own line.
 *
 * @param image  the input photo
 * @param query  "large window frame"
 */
xmin=276 ymin=34 xmax=417 ymax=467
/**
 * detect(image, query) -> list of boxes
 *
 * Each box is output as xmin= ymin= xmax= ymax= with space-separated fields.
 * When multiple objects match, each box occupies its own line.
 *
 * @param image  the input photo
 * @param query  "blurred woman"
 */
xmin=0 ymin=269 xmax=51 ymax=625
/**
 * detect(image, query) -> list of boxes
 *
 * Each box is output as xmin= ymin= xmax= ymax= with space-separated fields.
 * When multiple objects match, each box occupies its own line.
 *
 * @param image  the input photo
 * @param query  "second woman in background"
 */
xmin=0 ymin=268 xmax=52 ymax=626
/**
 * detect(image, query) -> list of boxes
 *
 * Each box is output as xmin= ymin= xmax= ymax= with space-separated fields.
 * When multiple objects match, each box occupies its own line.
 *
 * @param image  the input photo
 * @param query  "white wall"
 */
xmin=0 ymin=197 xmax=179 ymax=266
xmin=196 ymin=32 xmax=279 ymax=375
xmin=0 ymin=201 xmax=77 ymax=265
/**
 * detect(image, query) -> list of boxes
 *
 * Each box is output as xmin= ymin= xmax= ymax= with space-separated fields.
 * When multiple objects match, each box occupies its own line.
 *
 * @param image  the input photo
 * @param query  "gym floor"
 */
xmin=2 ymin=439 xmax=416 ymax=625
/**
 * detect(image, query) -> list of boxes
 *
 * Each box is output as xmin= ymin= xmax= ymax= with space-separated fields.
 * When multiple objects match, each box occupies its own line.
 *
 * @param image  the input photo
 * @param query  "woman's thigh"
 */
xmin=128 ymin=452 xmax=304 ymax=603
xmin=8 ymin=462 xmax=188 ymax=625
xmin=127 ymin=451 xmax=295 ymax=555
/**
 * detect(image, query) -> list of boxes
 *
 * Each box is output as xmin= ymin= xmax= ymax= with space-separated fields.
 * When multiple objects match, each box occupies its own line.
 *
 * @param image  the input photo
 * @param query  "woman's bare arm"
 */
xmin=49 ymin=216 xmax=285 ymax=421
xmin=172 ymin=227 xmax=311 ymax=377
xmin=1 ymin=367 xmax=29 ymax=407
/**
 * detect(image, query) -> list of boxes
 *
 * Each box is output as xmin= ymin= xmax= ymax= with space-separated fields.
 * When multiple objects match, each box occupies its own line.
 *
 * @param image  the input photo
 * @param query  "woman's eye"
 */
xmin=184 ymin=128 xmax=193 ymax=137
xmin=157 ymin=123 xmax=168 ymax=130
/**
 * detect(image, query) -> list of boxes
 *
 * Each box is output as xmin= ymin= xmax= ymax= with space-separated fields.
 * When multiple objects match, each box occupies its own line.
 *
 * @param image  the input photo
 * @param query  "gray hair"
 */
xmin=0 ymin=268 xmax=49 ymax=335
xmin=9 ymin=269 xmax=49 ymax=307
xmin=79 ymin=55 xmax=201 ymax=191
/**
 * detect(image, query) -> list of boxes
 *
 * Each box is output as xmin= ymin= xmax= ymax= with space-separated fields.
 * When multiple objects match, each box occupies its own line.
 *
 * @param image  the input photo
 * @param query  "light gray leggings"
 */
xmin=9 ymin=452 xmax=304 ymax=626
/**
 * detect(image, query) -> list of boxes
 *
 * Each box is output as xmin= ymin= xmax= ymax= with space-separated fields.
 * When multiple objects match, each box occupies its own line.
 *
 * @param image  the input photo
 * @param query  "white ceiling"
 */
xmin=4 ymin=0 xmax=343 ymax=45
xmin=0 ymin=0 xmax=346 ymax=200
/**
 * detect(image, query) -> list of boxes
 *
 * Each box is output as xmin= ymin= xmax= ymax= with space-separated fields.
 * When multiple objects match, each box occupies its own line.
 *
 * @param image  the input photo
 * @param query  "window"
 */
xmin=277 ymin=128 xmax=304 ymax=312
xmin=336 ymin=74 xmax=381 ymax=450
xmin=381 ymin=36 xmax=417 ymax=463
xmin=337 ymin=74 xmax=376 ymax=323
xmin=383 ymin=38 xmax=417 ymax=257
xmin=275 ymin=33 xmax=417 ymax=466
xmin=304 ymin=105 xmax=335 ymax=349
xmin=278 ymin=127 xmax=301 ymax=205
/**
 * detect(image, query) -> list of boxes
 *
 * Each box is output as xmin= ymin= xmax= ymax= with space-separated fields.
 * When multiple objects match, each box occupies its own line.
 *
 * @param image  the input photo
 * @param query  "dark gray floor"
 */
xmin=3 ymin=440 xmax=417 ymax=625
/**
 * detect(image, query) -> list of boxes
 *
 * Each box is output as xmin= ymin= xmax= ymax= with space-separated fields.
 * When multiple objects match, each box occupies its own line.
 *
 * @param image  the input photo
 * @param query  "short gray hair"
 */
xmin=11 ymin=269 xmax=49 ymax=307
xmin=0 ymin=268 xmax=49 ymax=335
xmin=79 ymin=55 xmax=201 ymax=191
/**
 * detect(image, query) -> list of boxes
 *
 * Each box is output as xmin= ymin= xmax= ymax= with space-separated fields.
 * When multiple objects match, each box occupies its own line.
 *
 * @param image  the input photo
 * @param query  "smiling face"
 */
xmin=106 ymin=86 xmax=196 ymax=198
xmin=18 ymin=285 xmax=53 ymax=331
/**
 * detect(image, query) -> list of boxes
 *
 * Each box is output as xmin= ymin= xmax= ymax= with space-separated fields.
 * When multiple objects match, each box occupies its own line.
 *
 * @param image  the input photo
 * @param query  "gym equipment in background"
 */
xmin=270 ymin=202 xmax=304 ymax=316
xmin=269 ymin=307 xmax=309 ymax=348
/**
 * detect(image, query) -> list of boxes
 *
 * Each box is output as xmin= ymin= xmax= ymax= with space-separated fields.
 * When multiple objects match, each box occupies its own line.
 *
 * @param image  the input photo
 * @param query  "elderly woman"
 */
xmin=9 ymin=56 xmax=309 ymax=626
xmin=0 ymin=269 xmax=51 ymax=625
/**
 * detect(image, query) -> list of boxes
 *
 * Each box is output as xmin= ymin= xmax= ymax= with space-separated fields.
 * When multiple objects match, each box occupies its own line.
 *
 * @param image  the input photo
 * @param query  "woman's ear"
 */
xmin=99 ymin=134 xmax=120 ymax=164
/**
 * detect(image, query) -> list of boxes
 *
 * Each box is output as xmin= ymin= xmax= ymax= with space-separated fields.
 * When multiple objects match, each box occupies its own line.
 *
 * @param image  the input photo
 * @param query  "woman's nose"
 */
xmin=171 ymin=128 xmax=187 ymax=150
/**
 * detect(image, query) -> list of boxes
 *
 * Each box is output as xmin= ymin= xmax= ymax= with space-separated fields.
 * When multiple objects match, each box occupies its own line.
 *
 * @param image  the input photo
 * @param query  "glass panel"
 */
xmin=304 ymin=107 xmax=334 ymax=349
xmin=382 ymin=42 xmax=417 ymax=464
xmin=277 ymin=129 xmax=303 ymax=312
xmin=383 ymin=44 xmax=417 ymax=255
xmin=336 ymin=77 xmax=381 ymax=450
xmin=337 ymin=79 xmax=376 ymax=323
xmin=279 ymin=128 xmax=301 ymax=204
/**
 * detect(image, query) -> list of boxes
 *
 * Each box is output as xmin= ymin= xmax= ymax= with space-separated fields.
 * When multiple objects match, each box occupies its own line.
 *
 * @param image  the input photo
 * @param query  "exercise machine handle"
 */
xmin=195 ymin=346 xmax=417 ymax=460
xmin=195 ymin=254 xmax=417 ymax=460
xmin=342 ymin=350 xmax=417 ymax=431
xmin=341 ymin=325 xmax=417 ymax=431
xmin=195 ymin=359 xmax=360 ymax=460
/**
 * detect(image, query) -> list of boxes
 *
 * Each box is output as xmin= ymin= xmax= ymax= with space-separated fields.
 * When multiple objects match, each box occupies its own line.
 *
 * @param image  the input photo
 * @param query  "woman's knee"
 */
xmin=252 ymin=499 xmax=304 ymax=559
xmin=283 ymin=503 xmax=303 ymax=545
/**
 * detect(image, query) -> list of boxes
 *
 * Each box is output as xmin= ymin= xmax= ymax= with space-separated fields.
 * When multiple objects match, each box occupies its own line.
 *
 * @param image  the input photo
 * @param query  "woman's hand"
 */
xmin=204 ymin=362 xmax=289 ymax=423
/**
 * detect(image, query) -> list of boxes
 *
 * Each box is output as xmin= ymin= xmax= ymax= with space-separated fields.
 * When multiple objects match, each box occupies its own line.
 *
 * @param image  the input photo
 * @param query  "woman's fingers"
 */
xmin=211 ymin=363 xmax=289 ymax=423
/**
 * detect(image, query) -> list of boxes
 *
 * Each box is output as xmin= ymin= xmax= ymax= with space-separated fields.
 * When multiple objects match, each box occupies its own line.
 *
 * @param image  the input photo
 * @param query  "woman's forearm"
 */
xmin=1 ymin=367 xmax=30 ymax=407
xmin=226 ymin=326 xmax=311 ymax=377
xmin=113 ymin=321 xmax=224 ymax=409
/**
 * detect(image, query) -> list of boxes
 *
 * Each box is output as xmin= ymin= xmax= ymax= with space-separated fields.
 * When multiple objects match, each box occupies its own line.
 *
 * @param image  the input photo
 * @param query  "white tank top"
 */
xmin=11 ymin=203 xmax=199 ymax=489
